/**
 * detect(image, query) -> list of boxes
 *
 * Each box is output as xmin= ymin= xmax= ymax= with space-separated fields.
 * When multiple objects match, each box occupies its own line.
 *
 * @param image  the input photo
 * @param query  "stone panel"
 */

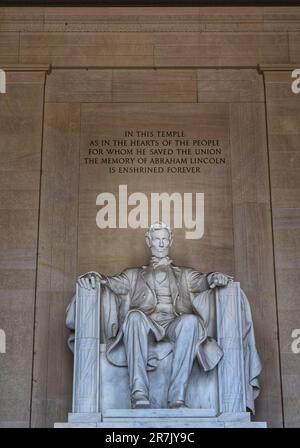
xmin=30 ymin=103 xmax=80 ymax=428
xmin=0 ymin=70 xmax=45 ymax=427
xmin=112 ymin=69 xmax=197 ymax=103
xmin=45 ymin=69 xmax=112 ymax=103
xmin=229 ymin=101 xmax=283 ymax=428
xmin=264 ymin=69 xmax=300 ymax=428
xmin=0 ymin=33 xmax=19 ymax=64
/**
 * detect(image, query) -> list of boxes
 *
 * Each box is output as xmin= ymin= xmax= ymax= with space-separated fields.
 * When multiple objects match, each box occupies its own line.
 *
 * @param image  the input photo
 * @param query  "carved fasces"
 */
xmin=72 ymin=279 xmax=101 ymax=413
xmin=216 ymin=282 xmax=247 ymax=413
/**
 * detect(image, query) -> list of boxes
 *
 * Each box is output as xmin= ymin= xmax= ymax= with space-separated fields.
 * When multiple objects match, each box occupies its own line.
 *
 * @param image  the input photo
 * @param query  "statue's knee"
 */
xmin=126 ymin=310 xmax=143 ymax=324
xmin=179 ymin=314 xmax=199 ymax=329
xmin=123 ymin=310 xmax=149 ymax=335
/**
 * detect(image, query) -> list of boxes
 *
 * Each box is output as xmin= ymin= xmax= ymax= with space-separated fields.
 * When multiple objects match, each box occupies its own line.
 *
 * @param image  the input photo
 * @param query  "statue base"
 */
xmin=54 ymin=409 xmax=267 ymax=428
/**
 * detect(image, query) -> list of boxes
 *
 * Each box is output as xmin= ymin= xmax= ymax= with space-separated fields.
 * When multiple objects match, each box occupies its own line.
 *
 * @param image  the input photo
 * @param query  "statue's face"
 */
xmin=148 ymin=228 xmax=171 ymax=258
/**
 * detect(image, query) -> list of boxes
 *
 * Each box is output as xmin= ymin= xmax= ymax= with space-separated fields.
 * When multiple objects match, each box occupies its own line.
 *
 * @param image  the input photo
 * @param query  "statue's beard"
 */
xmin=150 ymin=248 xmax=169 ymax=258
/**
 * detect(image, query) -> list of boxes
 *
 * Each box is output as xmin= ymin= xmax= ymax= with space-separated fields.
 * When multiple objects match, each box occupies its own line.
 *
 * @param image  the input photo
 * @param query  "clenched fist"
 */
xmin=208 ymin=272 xmax=233 ymax=289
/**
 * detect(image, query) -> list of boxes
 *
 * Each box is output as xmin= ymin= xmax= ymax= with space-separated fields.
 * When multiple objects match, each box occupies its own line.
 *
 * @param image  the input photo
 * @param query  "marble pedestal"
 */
xmin=54 ymin=409 xmax=266 ymax=428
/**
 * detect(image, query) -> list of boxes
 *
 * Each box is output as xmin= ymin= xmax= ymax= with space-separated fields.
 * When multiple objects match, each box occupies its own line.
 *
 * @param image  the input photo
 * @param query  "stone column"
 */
xmin=216 ymin=282 xmax=246 ymax=413
xmin=72 ymin=281 xmax=101 ymax=413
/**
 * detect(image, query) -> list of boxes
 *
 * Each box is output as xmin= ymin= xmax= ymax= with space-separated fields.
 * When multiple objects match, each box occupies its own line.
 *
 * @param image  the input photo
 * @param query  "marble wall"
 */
xmin=0 ymin=6 xmax=300 ymax=427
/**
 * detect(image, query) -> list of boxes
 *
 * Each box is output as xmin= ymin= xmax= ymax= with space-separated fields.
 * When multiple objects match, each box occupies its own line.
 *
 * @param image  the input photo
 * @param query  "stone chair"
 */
xmin=55 ymin=281 xmax=266 ymax=428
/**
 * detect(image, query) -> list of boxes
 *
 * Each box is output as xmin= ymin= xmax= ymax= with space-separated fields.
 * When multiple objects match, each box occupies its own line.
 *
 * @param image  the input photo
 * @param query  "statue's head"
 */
xmin=145 ymin=222 xmax=173 ymax=258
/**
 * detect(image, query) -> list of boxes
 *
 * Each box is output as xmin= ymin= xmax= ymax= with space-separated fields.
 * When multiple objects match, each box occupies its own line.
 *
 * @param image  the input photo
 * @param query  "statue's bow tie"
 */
xmin=150 ymin=256 xmax=173 ymax=269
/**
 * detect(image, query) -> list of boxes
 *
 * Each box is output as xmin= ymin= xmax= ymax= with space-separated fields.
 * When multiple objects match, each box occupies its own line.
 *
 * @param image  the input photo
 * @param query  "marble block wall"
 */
xmin=0 ymin=5 xmax=300 ymax=428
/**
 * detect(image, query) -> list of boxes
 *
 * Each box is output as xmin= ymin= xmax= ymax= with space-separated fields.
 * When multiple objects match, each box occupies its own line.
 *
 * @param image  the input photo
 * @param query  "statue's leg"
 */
xmin=122 ymin=310 xmax=151 ymax=407
xmin=165 ymin=314 xmax=200 ymax=407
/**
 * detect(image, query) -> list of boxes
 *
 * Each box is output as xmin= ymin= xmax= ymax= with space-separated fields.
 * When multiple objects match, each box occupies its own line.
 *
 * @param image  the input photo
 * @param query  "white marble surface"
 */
xmin=58 ymin=225 xmax=265 ymax=428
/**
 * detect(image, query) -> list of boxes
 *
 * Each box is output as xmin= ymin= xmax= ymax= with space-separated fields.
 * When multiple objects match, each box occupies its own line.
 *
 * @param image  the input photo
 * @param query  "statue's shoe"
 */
xmin=131 ymin=393 xmax=151 ymax=409
xmin=168 ymin=400 xmax=188 ymax=409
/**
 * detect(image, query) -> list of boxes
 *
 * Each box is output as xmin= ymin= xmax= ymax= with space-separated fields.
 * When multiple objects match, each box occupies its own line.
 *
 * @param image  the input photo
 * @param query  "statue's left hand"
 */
xmin=208 ymin=272 xmax=234 ymax=289
xmin=77 ymin=272 xmax=107 ymax=290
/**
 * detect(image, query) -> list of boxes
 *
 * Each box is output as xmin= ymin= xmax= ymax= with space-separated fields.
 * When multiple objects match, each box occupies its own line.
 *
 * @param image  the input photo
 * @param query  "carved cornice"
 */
xmin=0 ymin=64 xmax=51 ymax=73
xmin=258 ymin=64 xmax=300 ymax=72
xmin=1 ymin=64 xmax=298 ymax=74
xmin=1 ymin=1 xmax=300 ymax=6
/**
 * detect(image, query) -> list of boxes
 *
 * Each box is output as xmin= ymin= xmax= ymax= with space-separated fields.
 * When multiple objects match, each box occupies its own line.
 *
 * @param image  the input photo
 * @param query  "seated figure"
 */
xmin=66 ymin=222 xmax=262 ymax=413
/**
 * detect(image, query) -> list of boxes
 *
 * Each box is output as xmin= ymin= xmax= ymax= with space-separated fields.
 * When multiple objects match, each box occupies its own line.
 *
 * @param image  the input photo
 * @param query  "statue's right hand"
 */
xmin=77 ymin=272 xmax=107 ymax=290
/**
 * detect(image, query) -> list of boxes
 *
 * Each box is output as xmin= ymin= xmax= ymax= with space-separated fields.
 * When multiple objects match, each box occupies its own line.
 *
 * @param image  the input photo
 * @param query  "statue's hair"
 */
xmin=145 ymin=222 xmax=173 ymax=245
